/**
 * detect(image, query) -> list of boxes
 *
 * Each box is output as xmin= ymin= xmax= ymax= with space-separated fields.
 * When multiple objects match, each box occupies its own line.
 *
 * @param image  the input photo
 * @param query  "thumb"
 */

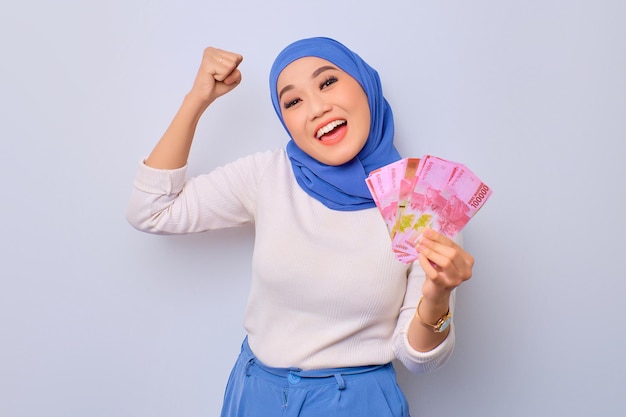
xmin=214 ymin=68 xmax=242 ymax=97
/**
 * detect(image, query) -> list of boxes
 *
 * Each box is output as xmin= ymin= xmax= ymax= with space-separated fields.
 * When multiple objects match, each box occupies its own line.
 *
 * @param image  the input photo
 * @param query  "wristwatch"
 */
xmin=416 ymin=297 xmax=452 ymax=333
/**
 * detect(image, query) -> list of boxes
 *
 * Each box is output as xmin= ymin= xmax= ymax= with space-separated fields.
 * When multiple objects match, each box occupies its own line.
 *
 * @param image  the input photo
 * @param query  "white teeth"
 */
xmin=316 ymin=120 xmax=346 ymax=139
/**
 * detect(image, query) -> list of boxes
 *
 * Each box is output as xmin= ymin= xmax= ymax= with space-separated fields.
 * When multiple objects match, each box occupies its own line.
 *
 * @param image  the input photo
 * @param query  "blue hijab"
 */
xmin=269 ymin=37 xmax=401 ymax=211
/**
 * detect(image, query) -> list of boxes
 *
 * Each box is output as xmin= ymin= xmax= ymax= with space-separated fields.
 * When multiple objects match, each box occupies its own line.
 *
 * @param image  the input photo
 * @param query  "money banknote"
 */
xmin=366 ymin=155 xmax=492 ymax=264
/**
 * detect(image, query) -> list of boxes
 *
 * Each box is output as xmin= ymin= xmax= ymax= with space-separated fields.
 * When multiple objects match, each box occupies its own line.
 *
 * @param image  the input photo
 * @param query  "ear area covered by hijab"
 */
xmin=269 ymin=37 xmax=401 ymax=211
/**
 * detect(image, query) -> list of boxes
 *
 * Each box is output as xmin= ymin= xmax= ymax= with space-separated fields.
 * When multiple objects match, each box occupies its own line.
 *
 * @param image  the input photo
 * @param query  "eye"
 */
xmin=320 ymin=76 xmax=338 ymax=89
xmin=283 ymin=98 xmax=301 ymax=109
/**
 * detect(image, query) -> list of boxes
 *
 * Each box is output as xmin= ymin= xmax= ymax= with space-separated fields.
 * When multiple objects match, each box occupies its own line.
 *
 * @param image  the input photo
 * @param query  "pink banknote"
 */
xmin=367 ymin=155 xmax=492 ymax=264
xmin=365 ymin=158 xmax=410 ymax=235
xmin=438 ymin=165 xmax=492 ymax=236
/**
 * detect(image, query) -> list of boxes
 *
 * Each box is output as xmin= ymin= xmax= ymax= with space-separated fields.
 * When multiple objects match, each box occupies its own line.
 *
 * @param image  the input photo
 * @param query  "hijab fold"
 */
xmin=269 ymin=37 xmax=401 ymax=211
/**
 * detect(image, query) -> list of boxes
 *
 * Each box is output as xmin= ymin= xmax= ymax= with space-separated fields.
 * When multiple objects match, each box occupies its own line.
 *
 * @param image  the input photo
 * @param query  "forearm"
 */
xmin=144 ymin=92 xmax=211 ymax=169
xmin=406 ymin=293 xmax=451 ymax=352
xmin=142 ymin=47 xmax=243 ymax=170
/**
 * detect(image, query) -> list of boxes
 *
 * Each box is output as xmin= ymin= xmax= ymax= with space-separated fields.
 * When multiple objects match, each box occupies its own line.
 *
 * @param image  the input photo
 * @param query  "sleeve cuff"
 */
xmin=395 ymin=321 xmax=456 ymax=374
xmin=132 ymin=160 xmax=188 ymax=195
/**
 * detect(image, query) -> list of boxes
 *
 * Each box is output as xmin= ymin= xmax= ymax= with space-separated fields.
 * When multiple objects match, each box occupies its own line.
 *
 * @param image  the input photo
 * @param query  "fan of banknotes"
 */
xmin=366 ymin=155 xmax=492 ymax=264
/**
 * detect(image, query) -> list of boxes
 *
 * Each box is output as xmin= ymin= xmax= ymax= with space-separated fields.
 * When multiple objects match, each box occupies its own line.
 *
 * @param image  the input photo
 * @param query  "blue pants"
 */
xmin=220 ymin=338 xmax=411 ymax=417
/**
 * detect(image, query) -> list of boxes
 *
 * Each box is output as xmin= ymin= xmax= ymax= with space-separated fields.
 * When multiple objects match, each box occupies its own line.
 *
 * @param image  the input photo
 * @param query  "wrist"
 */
xmin=183 ymin=91 xmax=213 ymax=113
xmin=419 ymin=289 xmax=451 ymax=309
xmin=415 ymin=296 xmax=452 ymax=333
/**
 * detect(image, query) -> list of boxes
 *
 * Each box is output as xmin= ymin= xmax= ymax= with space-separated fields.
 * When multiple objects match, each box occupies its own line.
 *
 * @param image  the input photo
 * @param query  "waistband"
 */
xmin=241 ymin=338 xmax=390 ymax=390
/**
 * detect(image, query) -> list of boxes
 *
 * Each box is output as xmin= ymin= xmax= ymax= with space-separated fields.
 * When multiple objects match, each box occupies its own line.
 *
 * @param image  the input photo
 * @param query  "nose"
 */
xmin=308 ymin=94 xmax=332 ymax=120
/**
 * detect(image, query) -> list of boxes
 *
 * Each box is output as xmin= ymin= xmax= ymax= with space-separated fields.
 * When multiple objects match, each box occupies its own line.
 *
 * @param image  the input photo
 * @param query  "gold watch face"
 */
xmin=435 ymin=315 xmax=452 ymax=333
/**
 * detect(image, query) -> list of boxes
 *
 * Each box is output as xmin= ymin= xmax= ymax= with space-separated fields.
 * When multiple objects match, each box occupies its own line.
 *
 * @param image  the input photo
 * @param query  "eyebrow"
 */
xmin=278 ymin=65 xmax=338 ymax=100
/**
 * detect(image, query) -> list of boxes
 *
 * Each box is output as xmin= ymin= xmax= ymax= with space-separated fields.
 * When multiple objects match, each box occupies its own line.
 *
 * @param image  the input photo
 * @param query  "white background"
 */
xmin=1 ymin=1 xmax=625 ymax=416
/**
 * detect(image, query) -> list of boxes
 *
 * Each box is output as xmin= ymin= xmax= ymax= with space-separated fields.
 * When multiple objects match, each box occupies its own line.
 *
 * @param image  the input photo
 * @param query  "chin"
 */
xmin=303 ymin=141 xmax=364 ymax=166
xmin=316 ymin=153 xmax=359 ymax=166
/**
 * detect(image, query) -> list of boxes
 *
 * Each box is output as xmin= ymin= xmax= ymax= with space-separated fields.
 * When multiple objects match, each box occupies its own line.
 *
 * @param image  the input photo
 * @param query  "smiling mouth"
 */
xmin=316 ymin=120 xmax=347 ymax=139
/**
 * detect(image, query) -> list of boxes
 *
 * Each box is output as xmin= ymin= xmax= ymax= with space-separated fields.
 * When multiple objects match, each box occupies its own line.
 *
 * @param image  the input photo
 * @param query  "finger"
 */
xmin=417 ymin=235 xmax=457 ymax=270
xmin=419 ymin=238 xmax=474 ymax=285
xmin=422 ymin=228 xmax=455 ymax=246
xmin=419 ymin=230 xmax=466 ymax=268
xmin=223 ymin=68 xmax=242 ymax=86
xmin=418 ymin=250 xmax=469 ymax=293
xmin=418 ymin=245 xmax=456 ymax=278
xmin=417 ymin=253 xmax=463 ymax=294
xmin=417 ymin=252 xmax=441 ymax=280
xmin=212 ymin=52 xmax=244 ymax=82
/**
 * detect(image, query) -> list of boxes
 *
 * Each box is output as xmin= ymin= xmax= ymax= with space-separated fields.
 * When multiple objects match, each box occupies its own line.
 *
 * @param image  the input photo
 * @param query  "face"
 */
xmin=276 ymin=57 xmax=371 ymax=166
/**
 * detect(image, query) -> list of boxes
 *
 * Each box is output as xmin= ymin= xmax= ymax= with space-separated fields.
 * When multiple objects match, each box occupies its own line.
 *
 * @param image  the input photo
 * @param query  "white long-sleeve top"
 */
xmin=126 ymin=148 xmax=455 ymax=373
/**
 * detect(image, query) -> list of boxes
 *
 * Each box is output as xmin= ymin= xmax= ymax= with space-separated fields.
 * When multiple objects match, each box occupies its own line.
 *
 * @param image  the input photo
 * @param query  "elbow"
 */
xmin=125 ymin=206 xmax=152 ymax=233
xmin=125 ymin=202 xmax=168 ymax=235
xmin=125 ymin=188 xmax=173 ymax=234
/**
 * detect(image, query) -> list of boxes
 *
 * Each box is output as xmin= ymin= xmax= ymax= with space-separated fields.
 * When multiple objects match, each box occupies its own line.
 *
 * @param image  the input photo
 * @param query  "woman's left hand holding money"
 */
xmin=417 ymin=228 xmax=474 ymax=300
xmin=407 ymin=228 xmax=474 ymax=352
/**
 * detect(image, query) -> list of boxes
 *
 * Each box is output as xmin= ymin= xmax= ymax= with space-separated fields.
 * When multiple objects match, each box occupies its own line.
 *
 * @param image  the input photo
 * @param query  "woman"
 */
xmin=127 ymin=37 xmax=473 ymax=417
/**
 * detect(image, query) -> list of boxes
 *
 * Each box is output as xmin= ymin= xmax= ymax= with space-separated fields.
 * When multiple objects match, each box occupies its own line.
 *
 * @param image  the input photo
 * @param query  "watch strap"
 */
xmin=415 ymin=297 xmax=452 ymax=333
